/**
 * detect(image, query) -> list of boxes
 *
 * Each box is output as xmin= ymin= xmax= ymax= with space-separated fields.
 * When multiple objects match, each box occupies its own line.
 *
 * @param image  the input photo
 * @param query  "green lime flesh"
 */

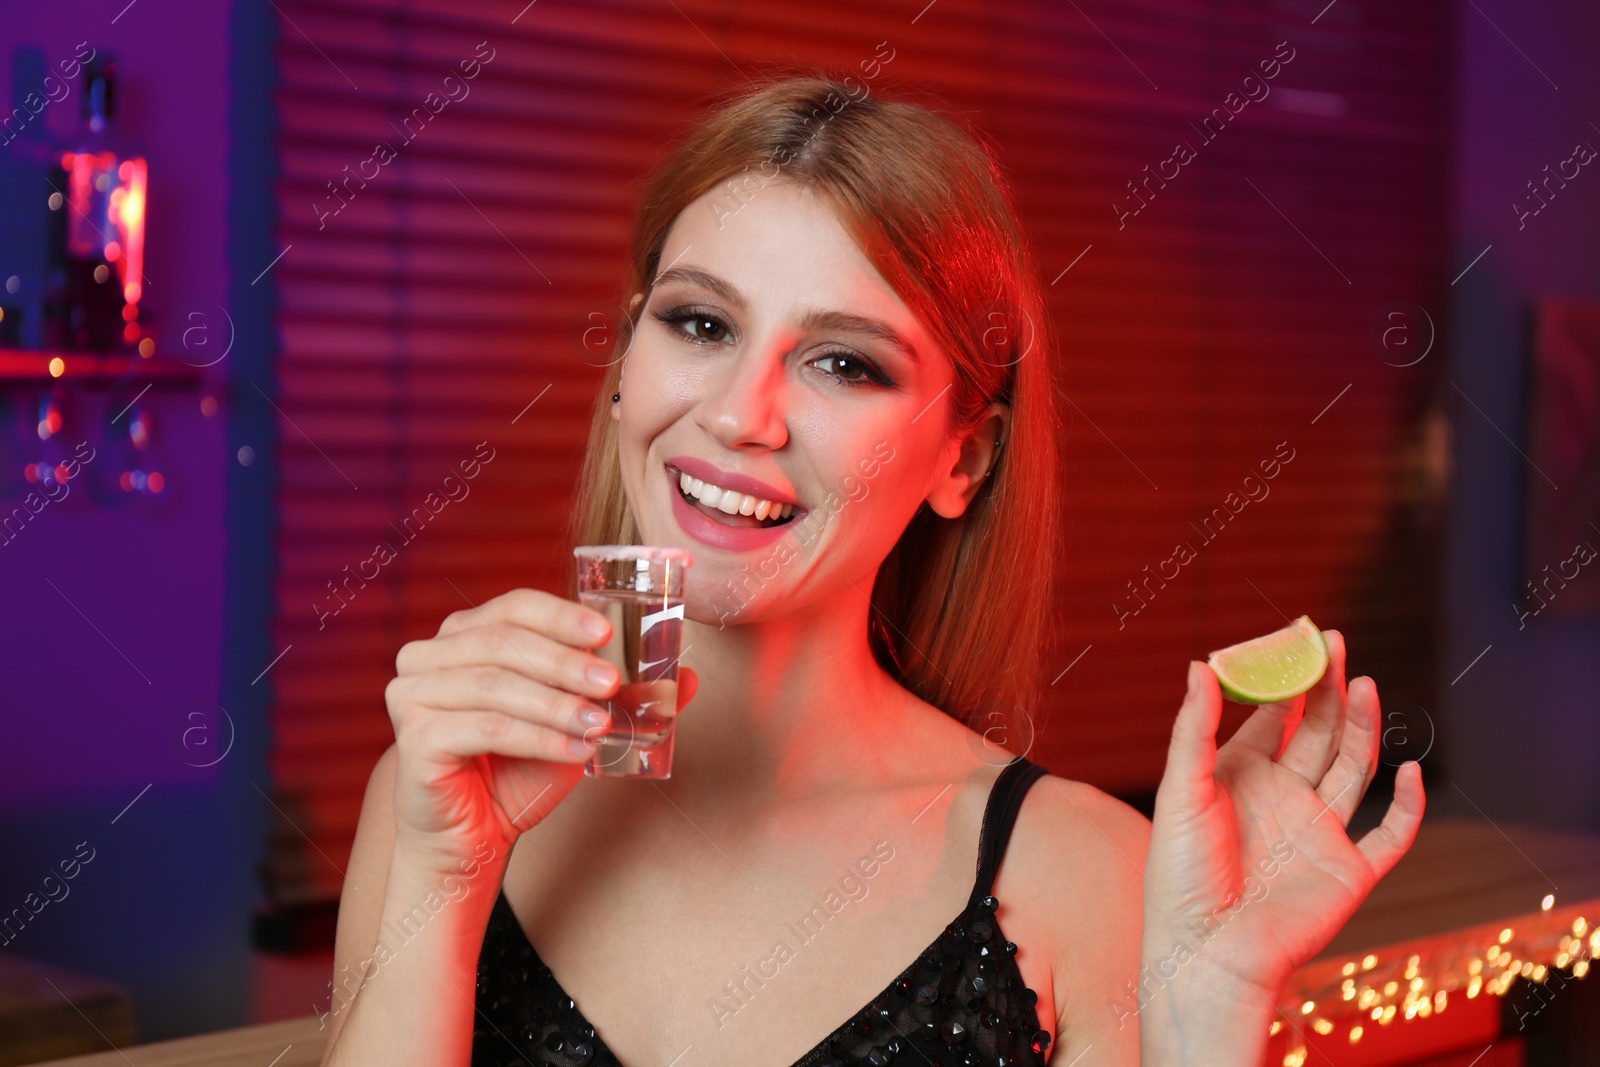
xmin=1207 ymin=615 xmax=1329 ymax=703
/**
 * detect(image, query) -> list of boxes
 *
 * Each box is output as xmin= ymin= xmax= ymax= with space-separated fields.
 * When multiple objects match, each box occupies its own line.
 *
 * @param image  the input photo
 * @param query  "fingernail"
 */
xmin=569 ymin=734 xmax=597 ymax=757
xmin=1185 ymin=660 xmax=1200 ymax=698
xmin=579 ymin=705 xmax=612 ymax=730
xmin=587 ymin=663 xmax=617 ymax=689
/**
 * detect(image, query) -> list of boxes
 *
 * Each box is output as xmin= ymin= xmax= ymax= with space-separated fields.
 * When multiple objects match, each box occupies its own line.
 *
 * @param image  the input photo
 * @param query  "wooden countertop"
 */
xmin=1320 ymin=815 xmax=1600 ymax=958
xmin=42 ymin=1015 xmax=326 ymax=1067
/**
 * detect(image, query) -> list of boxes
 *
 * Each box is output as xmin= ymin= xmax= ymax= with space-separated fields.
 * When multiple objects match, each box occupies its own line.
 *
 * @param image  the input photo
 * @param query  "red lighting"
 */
xmin=113 ymin=158 xmax=147 ymax=307
xmin=59 ymin=149 xmax=148 ymax=344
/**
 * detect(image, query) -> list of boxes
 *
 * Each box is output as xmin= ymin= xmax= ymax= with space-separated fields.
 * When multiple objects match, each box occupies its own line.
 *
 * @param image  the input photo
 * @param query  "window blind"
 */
xmin=262 ymin=0 xmax=1452 ymax=913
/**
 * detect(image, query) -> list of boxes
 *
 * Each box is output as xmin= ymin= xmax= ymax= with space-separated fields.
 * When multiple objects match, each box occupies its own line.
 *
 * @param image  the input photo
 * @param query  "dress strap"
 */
xmin=968 ymin=754 xmax=1049 ymax=909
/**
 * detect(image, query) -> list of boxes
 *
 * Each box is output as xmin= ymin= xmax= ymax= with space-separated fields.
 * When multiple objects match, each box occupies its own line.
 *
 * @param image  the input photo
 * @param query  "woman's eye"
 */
xmin=812 ymin=351 xmax=885 ymax=386
xmin=683 ymin=315 xmax=729 ymax=342
xmin=653 ymin=306 xmax=890 ymax=388
xmin=656 ymin=308 xmax=732 ymax=344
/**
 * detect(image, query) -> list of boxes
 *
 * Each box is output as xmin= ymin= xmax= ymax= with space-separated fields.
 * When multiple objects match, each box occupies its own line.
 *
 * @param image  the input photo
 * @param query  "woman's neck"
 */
xmin=664 ymin=588 xmax=921 ymax=813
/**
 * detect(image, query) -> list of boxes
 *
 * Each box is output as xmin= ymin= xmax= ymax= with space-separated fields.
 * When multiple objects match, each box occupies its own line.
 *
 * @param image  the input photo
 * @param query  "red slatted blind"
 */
xmin=263 ymin=0 xmax=1452 ymax=908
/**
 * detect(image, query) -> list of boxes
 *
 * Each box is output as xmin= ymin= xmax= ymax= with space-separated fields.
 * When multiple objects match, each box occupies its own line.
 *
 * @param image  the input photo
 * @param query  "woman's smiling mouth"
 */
xmin=663 ymin=459 xmax=807 ymax=551
xmin=674 ymin=470 xmax=796 ymax=527
xmin=666 ymin=457 xmax=801 ymax=524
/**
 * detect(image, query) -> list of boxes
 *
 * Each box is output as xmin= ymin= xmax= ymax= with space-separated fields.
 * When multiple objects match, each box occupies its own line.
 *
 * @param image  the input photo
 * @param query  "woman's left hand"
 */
xmin=1141 ymin=629 xmax=1426 ymax=1030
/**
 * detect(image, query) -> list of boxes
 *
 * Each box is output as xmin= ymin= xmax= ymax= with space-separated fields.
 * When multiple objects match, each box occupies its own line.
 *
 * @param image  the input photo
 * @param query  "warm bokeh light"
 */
xmin=115 ymin=158 xmax=148 ymax=306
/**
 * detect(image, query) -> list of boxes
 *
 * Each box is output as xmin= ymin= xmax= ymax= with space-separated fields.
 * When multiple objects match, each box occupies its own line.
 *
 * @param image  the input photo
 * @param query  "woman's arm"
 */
xmin=1132 ymin=959 xmax=1278 ymax=1063
xmin=322 ymin=842 xmax=507 ymax=1067
xmin=1011 ymin=776 xmax=1148 ymax=1067
xmin=318 ymin=745 xmax=509 ymax=1067
xmin=1138 ymin=631 xmax=1425 ymax=1065
xmin=321 ymin=588 xmax=662 ymax=1063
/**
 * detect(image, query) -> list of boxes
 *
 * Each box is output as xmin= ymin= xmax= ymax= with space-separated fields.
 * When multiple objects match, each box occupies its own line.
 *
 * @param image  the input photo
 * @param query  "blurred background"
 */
xmin=1 ymin=1 xmax=1597 ymax=1065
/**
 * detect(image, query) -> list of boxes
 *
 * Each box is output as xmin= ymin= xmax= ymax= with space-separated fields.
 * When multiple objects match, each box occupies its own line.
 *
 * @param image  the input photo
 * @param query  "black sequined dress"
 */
xmin=471 ymin=755 xmax=1054 ymax=1067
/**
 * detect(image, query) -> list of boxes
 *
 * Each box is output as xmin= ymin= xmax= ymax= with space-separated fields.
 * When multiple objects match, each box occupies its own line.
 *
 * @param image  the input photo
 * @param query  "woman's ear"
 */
xmin=611 ymin=292 xmax=645 ymax=423
xmin=925 ymin=402 xmax=1009 ymax=519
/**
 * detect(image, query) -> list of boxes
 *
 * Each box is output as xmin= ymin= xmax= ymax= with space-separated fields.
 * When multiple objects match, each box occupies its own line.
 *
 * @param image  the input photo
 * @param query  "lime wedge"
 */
xmin=1207 ymin=615 xmax=1329 ymax=703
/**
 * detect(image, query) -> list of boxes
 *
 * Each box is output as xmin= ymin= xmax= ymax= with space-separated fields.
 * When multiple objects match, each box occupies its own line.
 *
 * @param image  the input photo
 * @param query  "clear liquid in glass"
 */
xmin=578 ymin=588 xmax=683 ymax=778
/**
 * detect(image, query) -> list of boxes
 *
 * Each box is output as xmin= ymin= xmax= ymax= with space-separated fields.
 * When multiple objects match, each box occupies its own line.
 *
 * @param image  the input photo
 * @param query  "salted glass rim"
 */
xmin=573 ymin=544 xmax=694 ymax=566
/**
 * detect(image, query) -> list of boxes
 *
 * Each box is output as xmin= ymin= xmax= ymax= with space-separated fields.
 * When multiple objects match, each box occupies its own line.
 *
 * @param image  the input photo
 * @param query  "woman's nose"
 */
xmin=696 ymin=340 xmax=790 ymax=451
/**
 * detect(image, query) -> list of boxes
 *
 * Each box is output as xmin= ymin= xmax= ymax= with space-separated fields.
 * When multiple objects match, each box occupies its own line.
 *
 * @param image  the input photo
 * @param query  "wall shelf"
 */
xmin=0 ymin=347 xmax=203 ymax=384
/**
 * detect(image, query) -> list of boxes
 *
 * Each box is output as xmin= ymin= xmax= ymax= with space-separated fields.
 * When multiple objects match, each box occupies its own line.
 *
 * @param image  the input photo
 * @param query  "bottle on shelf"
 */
xmin=45 ymin=50 xmax=148 ymax=353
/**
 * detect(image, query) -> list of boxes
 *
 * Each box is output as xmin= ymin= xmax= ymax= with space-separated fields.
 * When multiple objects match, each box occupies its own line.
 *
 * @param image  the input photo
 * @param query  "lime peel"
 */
xmin=1207 ymin=615 xmax=1329 ymax=704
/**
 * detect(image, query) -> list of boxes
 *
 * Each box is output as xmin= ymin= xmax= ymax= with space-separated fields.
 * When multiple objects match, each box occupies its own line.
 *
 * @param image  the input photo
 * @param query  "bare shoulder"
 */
xmin=1004 ymin=771 xmax=1150 ymax=1058
xmin=1013 ymin=773 xmax=1151 ymax=891
xmin=889 ymin=694 xmax=1150 ymax=1051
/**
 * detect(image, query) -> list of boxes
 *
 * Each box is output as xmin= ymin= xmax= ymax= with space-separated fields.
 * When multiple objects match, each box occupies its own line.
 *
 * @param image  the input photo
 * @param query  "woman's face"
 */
xmin=612 ymin=179 xmax=997 ymax=626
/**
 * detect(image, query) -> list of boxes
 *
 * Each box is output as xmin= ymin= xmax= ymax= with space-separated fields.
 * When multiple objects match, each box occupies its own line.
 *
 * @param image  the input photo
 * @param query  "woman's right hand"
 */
xmin=383 ymin=587 xmax=694 ymax=873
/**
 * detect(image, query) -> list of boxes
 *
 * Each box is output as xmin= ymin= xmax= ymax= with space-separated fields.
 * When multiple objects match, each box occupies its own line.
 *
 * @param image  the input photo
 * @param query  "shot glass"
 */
xmin=573 ymin=545 xmax=693 ymax=778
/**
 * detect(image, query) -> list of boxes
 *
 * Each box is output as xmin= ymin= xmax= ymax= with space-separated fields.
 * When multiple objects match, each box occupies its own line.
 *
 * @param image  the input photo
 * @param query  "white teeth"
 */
xmin=675 ymin=469 xmax=794 ymax=521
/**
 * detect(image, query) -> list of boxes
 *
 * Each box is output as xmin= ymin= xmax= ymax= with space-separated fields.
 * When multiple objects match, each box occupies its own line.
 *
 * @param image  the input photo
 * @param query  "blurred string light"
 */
xmin=1271 ymin=895 xmax=1594 ymax=1060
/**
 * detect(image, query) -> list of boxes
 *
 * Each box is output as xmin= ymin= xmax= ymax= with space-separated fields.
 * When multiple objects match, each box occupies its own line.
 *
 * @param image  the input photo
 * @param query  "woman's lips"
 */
xmin=665 ymin=465 xmax=803 ymax=552
xmin=666 ymin=455 xmax=797 ymax=507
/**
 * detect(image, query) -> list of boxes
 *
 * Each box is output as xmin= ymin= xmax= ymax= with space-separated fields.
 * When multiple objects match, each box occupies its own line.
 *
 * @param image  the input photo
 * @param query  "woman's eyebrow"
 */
xmin=801 ymin=309 xmax=921 ymax=366
xmin=649 ymin=265 xmax=921 ymax=366
xmin=652 ymin=265 xmax=744 ymax=307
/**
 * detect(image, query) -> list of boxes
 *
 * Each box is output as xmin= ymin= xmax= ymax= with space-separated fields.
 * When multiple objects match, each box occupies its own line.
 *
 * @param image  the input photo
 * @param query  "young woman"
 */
xmin=319 ymin=72 xmax=1424 ymax=1067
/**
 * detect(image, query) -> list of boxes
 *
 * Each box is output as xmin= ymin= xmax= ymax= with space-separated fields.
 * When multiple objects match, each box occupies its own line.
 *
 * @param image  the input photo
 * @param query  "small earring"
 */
xmin=612 ymin=392 xmax=621 ymax=403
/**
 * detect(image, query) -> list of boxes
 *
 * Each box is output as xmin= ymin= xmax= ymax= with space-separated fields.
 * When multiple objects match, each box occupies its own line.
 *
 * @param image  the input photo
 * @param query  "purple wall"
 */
xmin=1441 ymin=0 xmax=1600 ymax=829
xmin=0 ymin=0 xmax=263 ymax=1042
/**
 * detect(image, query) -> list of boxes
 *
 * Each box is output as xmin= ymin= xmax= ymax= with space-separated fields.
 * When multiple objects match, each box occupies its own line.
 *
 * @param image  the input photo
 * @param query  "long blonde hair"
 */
xmin=568 ymin=68 xmax=1062 ymax=746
